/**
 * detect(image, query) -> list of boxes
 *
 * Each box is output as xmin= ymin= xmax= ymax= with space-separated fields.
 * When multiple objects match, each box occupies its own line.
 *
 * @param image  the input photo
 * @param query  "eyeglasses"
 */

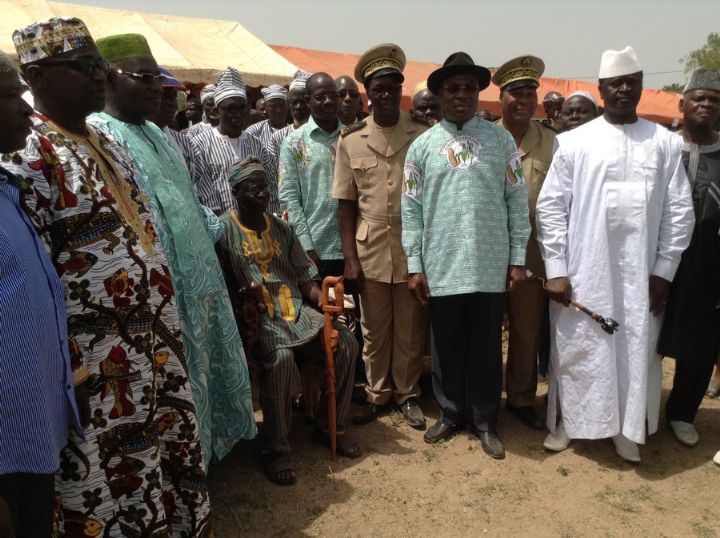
xmin=114 ymin=69 xmax=163 ymax=84
xmin=39 ymin=58 xmax=110 ymax=76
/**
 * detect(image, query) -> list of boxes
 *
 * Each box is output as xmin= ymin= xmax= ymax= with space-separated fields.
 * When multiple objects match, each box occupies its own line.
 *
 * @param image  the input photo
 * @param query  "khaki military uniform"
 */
xmin=498 ymin=119 xmax=556 ymax=407
xmin=333 ymin=111 xmax=428 ymax=405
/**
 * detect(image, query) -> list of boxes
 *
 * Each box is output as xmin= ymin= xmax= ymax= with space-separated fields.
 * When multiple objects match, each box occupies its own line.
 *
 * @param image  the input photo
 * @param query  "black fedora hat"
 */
xmin=427 ymin=52 xmax=492 ymax=94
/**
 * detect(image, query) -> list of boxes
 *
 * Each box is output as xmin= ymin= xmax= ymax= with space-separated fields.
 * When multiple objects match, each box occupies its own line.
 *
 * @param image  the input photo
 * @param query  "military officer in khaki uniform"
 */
xmin=493 ymin=55 xmax=556 ymax=429
xmin=333 ymin=43 xmax=429 ymax=428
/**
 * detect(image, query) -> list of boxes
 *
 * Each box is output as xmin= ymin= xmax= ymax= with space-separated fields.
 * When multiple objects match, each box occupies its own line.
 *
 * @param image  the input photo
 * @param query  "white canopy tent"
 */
xmin=0 ymin=0 xmax=299 ymax=86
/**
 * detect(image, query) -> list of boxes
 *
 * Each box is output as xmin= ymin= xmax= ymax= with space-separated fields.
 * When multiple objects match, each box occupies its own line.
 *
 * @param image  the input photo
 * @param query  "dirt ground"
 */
xmin=208 ymin=357 xmax=720 ymax=538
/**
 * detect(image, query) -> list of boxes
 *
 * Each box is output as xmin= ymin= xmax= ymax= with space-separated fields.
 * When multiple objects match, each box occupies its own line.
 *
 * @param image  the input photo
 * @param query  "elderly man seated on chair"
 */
xmin=216 ymin=157 xmax=360 ymax=486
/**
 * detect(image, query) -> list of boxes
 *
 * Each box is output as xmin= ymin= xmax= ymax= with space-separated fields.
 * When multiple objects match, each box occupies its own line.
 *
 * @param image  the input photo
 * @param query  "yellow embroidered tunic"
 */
xmin=219 ymin=212 xmax=324 ymax=359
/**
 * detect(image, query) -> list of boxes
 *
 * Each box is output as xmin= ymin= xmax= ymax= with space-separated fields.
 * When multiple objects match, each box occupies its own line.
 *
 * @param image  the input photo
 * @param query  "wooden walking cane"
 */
xmin=321 ymin=276 xmax=345 ymax=460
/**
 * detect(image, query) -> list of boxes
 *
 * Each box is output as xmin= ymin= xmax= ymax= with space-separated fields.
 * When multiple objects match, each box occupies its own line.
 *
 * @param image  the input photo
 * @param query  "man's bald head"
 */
xmin=307 ymin=72 xmax=336 ymax=94
xmin=336 ymin=75 xmax=361 ymax=124
xmin=411 ymin=88 xmax=441 ymax=123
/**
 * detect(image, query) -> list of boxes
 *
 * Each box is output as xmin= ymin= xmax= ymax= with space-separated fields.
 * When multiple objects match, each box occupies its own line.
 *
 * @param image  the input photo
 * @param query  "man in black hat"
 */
xmin=493 ymin=55 xmax=556 ymax=431
xmin=402 ymin=52 xmax=531 ymax=459
xmin=333 ymin=43 xmax=430 ymax=429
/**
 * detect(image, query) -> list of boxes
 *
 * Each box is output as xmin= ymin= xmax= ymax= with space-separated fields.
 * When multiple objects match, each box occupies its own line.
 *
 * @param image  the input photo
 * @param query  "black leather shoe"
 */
xmin=507 ymin=403 xmax=545 ymax=430
xmin=477 ymin=431 xmax=505 ymax=459
xmin=424 ymin=419 xmax=460 ymax=443
xmin=352 ymin=402 xmax=387 ymax=425
xmin=400 ymin=398 xmax=426 ymax=429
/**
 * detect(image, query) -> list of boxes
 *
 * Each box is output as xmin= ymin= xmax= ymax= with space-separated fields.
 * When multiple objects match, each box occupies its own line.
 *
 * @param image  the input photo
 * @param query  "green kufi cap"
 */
xmin=96 ymin=33 xmax=152 ymax=62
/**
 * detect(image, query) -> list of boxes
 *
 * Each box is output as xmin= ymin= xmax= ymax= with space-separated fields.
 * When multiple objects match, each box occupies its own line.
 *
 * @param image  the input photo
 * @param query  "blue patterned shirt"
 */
xmin=402 ymin=117 xmax=531 ymax=295
xmin=0 ymin=168 xmax=80 ymax=474
xmin=278 ymin=116 xmax=344 ymax=260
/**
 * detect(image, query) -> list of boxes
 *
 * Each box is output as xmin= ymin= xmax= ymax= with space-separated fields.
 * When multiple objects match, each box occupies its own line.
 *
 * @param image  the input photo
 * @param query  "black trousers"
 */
xmin=430 ymin=292 xmax=505 ymax=432
xmin=666 ymin=359 xmax=715 ymax=423
xmin=0 ymin=472 xmax=55 ymax=538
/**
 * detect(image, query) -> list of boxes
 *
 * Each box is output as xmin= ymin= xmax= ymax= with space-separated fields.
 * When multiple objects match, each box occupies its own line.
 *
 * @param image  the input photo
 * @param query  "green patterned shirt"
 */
xmin=402 ymin=117 xmax=531 ymax=296
xmin=278 ymin=116 xmax=344 ymax=260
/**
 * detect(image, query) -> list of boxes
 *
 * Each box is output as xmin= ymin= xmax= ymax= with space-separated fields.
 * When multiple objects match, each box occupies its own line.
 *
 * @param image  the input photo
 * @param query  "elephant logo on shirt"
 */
xmin=443 ymin=136 xmax=483 ymax=170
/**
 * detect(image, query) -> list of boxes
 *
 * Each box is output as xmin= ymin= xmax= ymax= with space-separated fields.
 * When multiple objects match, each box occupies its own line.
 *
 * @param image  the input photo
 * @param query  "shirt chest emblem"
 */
xmin=290 ymin=139 xmax=310 ymax=170
xmin=443 ymin=135 xmax=483 ymax=170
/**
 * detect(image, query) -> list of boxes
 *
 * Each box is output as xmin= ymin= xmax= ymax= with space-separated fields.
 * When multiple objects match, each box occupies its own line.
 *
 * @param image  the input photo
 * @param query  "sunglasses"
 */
xmin=39 ymin=58 xmax=110 ymax=76
xmin=114 ymin=69 xmax=163 ymax=84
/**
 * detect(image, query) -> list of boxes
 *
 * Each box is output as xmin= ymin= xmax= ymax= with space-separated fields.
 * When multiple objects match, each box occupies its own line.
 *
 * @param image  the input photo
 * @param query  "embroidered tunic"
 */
xmin=3 ymin=117 xmax=211 ymax=537
xmin=89 ymin=113 xmax=257 ymax=465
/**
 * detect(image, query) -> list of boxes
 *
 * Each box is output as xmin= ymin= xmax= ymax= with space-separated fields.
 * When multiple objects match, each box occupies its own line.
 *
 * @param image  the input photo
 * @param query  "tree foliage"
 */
xmin=682 ymin=32 xmax=720 ymax=74
xmin=662 ymin=82 xmax=684 ymax=94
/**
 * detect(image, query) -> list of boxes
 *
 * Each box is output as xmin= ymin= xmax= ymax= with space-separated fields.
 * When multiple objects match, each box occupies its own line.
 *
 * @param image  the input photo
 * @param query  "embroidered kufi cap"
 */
xmin=354 ymin=43 xmax=406 ymax=84
xmin=683 ymin=69 xmax=720 ymax=94
xmin=492 ymin=55 xmax=545 ymax=91
xmin=96 ymin=33 xmax=152 ymax=62
xmin=13 ymin=17 xmax=95 ymax=65
xmin=598 ymin=46 xmax=642 ymax=79
xmin=261 ymin=84 xmax=289 ymax=101
xmin=214 ymin=67 xmax=247 ymax=106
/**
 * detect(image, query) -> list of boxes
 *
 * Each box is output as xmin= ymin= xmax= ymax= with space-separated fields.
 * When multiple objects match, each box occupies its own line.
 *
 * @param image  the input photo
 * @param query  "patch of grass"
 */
xmin=422 ymin=449 xmax=437 ymax=463
xmin=476 ymin=482 xmax=508 ymax=498
xmin=691 ymin=521 xmax=717 ymax=538
xmin=557 ymin=464 xmax=570 ymax=476
xmin=594 ymin=484 xmax=665 ymax=514
xmin=595 ymin=486 xmax=641 ymax=513
xmin=389 ymin=410 xmax=403 ymax=429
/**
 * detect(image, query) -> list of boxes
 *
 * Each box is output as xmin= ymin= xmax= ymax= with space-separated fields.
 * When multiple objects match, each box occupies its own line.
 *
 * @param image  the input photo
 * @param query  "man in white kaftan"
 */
xmin=536 ymin=46 xmax=695 ymax=462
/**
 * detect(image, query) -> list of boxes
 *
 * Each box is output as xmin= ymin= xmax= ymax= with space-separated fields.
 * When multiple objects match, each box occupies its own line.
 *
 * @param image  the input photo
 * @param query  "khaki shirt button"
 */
xmin=387 ymin=179 xmax=393 ymax=186
xmin=387 ymin=224 xmax=391 ymax=229
xmin=387 ymin=201 xmax=393 ymax=207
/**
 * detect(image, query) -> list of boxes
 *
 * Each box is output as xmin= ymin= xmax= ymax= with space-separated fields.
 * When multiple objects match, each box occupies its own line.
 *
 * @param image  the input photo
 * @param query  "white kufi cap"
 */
xmin=598 ymin=46 xmax=642 ymax=79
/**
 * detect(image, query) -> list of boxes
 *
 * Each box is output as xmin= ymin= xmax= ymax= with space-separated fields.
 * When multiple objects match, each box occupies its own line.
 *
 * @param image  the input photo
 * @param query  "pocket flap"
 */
xmin=355 ymin=219 xmax=369 ymax=241
xmin=350 ymin=155 xmax=378 ymax=171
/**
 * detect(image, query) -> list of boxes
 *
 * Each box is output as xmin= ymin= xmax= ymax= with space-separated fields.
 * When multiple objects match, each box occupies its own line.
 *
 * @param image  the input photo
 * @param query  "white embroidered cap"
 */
xmin=598 ymin=46 xmax=642 ymax=79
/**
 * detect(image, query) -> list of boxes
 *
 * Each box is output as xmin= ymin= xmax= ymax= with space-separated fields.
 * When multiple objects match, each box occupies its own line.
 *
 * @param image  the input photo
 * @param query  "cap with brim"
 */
xmin=13 ymin=17 xmax=95 ymax=65
xmin=683 ymin=69 xmax=720 ymax=94
xmin=96 ymin=33 xmax=152 ymax=62
xmin=159 ymin=67 xmax=185 ymax=90
xmin=354 ymin=43 xmax=406 ymax=85
xmin=491 ymin=55 xmax=544 ymax=91
xmin=427 ymin=52 xmax=491 ymax=94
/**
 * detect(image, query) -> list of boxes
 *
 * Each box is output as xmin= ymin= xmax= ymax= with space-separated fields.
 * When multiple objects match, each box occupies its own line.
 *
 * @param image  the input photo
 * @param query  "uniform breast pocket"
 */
xmin=349 ymin=155 xmax=379 ymax=190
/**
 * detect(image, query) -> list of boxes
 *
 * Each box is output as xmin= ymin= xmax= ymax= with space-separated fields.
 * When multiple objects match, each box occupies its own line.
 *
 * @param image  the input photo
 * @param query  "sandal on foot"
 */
xmin=261 ymin=452 xmax=297 ymax=486
xmin=311 ymin=429 xmax=362 ymax=459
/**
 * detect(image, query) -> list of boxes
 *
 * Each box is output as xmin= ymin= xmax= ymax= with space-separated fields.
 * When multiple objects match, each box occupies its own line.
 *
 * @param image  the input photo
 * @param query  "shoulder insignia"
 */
xmin=410 ymin=115 xmax=431 ymax=127
xmin=340 ymin=120 xmax=367 ymax=137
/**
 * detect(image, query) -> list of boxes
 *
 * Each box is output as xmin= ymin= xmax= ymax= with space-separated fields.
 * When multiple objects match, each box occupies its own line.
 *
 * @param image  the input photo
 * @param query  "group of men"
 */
xmin=1 ymin=12 xmax=719 ymax=538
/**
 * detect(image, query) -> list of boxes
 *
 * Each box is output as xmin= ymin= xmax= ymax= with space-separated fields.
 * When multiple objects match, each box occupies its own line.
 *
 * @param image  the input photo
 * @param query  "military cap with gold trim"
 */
xmin=492 ymin=55 xmax=545 ymax=91
xmin=354 ymin=43 xmax=406 ymax=85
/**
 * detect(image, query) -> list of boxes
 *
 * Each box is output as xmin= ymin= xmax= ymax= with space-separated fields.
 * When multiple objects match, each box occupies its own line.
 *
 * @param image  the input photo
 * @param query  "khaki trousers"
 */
xmin=505 ymin=276 xmax=546 ymax=407
xmin=359 ymin=279 xmax=427 ymax=405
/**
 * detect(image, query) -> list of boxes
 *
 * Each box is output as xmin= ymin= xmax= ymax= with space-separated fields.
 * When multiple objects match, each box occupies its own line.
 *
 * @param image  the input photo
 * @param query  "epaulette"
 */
xmin=410 ymin=115 xmax=432 ymax=127
xmin=340 ymin=120 xmax=367 ymax=137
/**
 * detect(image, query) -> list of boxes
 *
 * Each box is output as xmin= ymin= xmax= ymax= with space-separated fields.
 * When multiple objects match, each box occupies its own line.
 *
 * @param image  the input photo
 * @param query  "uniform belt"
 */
xmin=359 ymin=211 xmax=402 ymax=225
